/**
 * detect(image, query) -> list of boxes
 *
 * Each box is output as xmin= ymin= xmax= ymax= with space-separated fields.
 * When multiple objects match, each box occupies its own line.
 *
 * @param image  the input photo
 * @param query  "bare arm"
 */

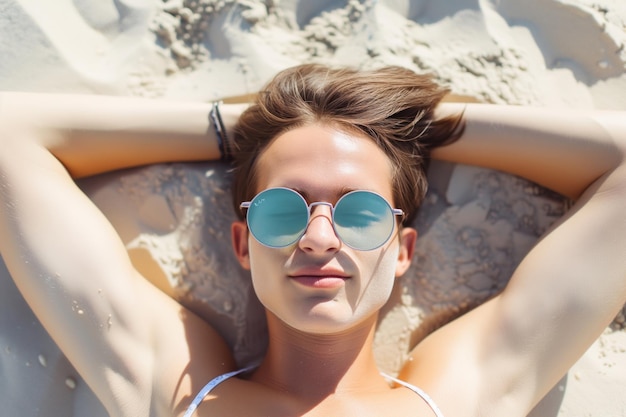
xmin=0 ymin=93 xmax=244 ymax=416
xmin=405 ymin=104 xmax=626 ymax=416
xmin=0 ymin=92 xmax=247 ymax=177
xmin=433 ymin=103 xmax=621 ymax=199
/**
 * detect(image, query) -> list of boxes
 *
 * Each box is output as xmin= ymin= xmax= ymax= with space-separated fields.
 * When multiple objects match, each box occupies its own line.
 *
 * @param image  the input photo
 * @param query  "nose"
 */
xmin=298 ymin=204 xmax=341 ymax=254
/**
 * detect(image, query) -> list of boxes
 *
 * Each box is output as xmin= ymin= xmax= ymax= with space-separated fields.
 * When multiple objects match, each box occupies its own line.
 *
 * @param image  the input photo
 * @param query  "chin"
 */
xmin=263 ymin=293 xmax=386 ymax=336
xmin=291 ymin=320 xmax=353 ymax=336
xmin=281 ymin=309 xmax=377 ymax=336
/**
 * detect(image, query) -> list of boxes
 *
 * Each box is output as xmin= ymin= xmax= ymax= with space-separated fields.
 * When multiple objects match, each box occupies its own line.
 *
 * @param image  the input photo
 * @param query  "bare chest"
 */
xmin=191 ymin=380 xmax=438 ymax=417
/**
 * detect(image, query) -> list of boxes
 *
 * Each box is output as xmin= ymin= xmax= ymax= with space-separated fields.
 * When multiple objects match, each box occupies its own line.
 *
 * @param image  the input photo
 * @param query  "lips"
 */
xmin=288 ymin=268 xmax=350 ymax=289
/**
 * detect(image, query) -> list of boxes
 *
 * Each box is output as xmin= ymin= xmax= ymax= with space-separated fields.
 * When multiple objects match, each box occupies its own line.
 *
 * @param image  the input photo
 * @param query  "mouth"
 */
xmin=288 ymin=268 xmax=351 ymax=289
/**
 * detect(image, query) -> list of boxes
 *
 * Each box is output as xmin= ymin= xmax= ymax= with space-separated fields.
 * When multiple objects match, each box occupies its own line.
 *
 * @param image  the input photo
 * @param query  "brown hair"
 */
xmin=231 ymin=64 xmax=464 ymax=225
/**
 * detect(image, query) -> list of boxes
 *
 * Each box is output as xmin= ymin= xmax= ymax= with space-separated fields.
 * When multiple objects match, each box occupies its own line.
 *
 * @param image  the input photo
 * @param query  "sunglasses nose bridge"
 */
xmin=308 ymin=200 xmax=333 ymax=211
xmin=306 ymin=201 xmax=335 ymax=225
xmin=299 ymin=201 xmax=341 ymax=246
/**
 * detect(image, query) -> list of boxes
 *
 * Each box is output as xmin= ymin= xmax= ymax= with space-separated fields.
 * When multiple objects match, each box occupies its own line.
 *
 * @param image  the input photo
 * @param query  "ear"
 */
xmin=395 ymin=227 xmax=417 ymax=278
xmin=231 ymin=220 xmax=251 ymax=270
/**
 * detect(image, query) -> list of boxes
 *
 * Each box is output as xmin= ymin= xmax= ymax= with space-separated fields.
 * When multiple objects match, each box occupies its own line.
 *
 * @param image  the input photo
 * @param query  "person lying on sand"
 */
xmin=1 ymin=64 xmax=625 ymax=417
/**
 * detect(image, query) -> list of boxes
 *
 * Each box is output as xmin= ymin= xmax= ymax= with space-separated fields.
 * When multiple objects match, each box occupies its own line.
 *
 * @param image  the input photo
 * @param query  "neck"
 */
xmin=251 ymin=312 xmax=387 ymax=401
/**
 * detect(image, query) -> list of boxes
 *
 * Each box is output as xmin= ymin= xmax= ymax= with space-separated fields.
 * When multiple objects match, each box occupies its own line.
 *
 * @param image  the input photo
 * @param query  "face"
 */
xmin=232 ymin=124 xmax=416 ymax=335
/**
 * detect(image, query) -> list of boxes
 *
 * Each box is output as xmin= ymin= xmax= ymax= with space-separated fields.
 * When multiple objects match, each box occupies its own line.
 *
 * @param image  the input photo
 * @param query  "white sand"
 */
xmin=1 ymin=1 xmax=625 ymax=416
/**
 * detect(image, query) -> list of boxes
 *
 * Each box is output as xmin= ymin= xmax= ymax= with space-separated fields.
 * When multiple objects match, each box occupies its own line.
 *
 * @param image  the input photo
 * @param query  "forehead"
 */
xmin=255 ymin=124 xmax=394 ymax=201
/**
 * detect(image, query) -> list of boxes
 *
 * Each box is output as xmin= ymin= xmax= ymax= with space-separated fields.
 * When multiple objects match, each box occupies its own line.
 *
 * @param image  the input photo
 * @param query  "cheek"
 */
xmin=248 ymin=241 xmax=273 ymax=283
xmin=247 ymin=240 xmax=287 ymax=307
xmin=355 ymin=244 xmax=400 ymax=309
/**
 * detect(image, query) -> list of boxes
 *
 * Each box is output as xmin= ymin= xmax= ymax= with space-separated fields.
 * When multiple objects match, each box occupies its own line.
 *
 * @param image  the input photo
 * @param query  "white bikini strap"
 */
xmin=184 ymin=365 xmax=257 ymax=417
xmin=380 ymin=372 xmax=444 ymax=417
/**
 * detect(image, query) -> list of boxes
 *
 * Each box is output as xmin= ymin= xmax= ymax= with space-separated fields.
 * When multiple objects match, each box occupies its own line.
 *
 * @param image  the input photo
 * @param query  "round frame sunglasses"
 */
xmin=240 ymin=187 xmax=404 ymax=251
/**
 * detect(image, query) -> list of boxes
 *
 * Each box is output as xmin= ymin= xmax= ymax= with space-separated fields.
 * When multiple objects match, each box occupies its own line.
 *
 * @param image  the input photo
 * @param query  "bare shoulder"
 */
xmin=398 ymin=298 xmax=502 ymax=416
xmin=145 ymin=284 xmax=237 ymax=416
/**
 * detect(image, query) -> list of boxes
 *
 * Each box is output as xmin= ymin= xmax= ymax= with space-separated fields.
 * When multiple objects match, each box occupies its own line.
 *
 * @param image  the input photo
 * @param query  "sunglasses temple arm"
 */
xmin=240 ymin=202 xmax=251 ymax=210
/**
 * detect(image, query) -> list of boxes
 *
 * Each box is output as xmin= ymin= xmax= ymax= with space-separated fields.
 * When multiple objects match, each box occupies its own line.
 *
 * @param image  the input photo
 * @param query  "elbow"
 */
xmin=593 ymin=110 xmax=626 ymax=170
xmin=0 ymin=92 xmax=58 ymax=151
xmin=568 ymin=115 xmax=626 ymax=201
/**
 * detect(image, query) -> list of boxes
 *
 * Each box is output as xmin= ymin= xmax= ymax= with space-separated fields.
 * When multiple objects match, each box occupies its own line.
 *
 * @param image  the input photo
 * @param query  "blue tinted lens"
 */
xmin=246 ymin=188 xmax=308 ymax=247
xmin=333 ymin=191 xmax=395 ymax=250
